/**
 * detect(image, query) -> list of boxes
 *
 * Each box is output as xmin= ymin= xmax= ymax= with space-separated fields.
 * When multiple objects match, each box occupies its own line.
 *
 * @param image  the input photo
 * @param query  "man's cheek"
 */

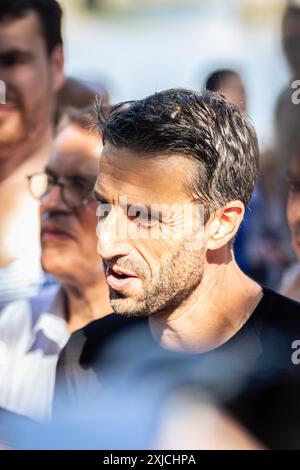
xmin=85 ymin=228 xmax=99 ymax=254
xmin=139 ymin=238 xmax=173 ymax=264
xmin=21 ymin=73 xmax=47 ymax=101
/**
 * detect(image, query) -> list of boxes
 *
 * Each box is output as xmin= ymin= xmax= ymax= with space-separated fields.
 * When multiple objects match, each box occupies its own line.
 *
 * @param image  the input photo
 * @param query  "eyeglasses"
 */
xmin=27 ymin=172 xmax=95 ymax=210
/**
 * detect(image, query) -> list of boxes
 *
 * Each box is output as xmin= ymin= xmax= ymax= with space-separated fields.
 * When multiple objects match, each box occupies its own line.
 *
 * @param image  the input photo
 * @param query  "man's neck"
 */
xmin=149 ymin=256 xmax=263 ymax=353
xmin=63 ymin=280 xmax=112 ymax=333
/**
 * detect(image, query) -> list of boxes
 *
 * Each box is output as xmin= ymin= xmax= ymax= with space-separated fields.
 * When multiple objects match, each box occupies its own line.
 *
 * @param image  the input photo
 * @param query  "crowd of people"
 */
xmin=0 ymin=0 xmax=300 ymax=450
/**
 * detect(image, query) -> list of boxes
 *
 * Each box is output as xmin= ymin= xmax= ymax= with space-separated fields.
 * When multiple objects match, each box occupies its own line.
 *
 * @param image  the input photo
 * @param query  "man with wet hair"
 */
xmin=94 ymin=88 xmax=260 ymax=335
xmin=56 ymin=89 xmax=300 ymax=449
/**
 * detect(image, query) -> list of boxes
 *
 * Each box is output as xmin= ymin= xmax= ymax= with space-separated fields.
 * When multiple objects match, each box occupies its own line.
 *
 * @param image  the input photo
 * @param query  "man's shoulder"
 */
xmin=252 ymin=287 xmax=300 ymax=366
xmin=63 ymin=314 xmax=151 ymax=366
xmin=54 ymin=314 xmax=155 ymax=412
xmin=260 ymin=287 xmax=300 ymax=320
xmin=74 ymin=313 xmax=149 ymax=342
xmin=254 ymin=287 xmax=300 ymax=339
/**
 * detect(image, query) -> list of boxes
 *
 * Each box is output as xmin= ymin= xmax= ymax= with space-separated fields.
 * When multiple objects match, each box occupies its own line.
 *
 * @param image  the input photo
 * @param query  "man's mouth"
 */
xmin=0 ymin=102 xmax=17 ymax=117
xmin=106 ymin=264 xmax=141 ymax=292
xmin=41 ymin=223 xmax=76 ymax=243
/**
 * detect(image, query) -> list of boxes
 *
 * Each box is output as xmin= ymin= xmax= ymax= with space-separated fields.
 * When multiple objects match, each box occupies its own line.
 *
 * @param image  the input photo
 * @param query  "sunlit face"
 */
xmin=287 ymin=157 xmax=300 ymax=261
xmin=0 ymin=11 xmax=63 ymax=154
xmin=40 ymin=124 xmax=103 ymax=287
xmin=94 ymin=145 xmax=207 ymax=318
xmin=282 ymin=13 xmax=300 ymax=76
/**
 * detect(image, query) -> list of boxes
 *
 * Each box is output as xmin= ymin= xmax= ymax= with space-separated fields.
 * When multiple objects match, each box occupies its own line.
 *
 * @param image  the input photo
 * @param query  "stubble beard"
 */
xmin=110 ymin=243 xmax=205 ymax=319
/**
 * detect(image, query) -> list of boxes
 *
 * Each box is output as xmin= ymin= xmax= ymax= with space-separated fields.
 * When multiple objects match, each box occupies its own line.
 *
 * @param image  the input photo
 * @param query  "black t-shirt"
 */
xmin=54 ymin=287 xmax=300 ymax=449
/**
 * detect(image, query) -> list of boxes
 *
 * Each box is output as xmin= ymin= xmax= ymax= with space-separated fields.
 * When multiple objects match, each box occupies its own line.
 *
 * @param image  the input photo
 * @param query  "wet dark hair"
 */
xmin=95 ymin=88 xmax=259 ymax=216
xmin=204 ymin=69 xmax=240 ymax=92
xmin=0 ymin=0 xmax=63 ymax=54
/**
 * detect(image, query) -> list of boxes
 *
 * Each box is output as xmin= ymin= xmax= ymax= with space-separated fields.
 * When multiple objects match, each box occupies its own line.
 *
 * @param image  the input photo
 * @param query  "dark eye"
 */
xmin=96 ymin=201 xmax=112 ymax=220
xmin=46 ymin=173 xmax=56 ymax=186
xmin=128 ymin=205 xmax=160 ymax=228
xmin=72 ymin=177 xmax=92 ymax=190
xmin=0 ymin=52 xmax=30 ymax=67
xmin=137 ymin=210 xmax=149 ymax=220
xmin=128 ymin=206 xmax=148 ymax=222
xmin=288 ymin=180 xmax=300 ymax=193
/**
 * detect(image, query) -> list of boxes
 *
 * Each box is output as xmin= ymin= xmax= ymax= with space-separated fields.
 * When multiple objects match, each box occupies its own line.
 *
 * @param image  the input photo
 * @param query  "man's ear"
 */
xmin=50 ymin=44 xmax=64 ymax=93
xmin=206 ymin=201 xmax=245 ymax=251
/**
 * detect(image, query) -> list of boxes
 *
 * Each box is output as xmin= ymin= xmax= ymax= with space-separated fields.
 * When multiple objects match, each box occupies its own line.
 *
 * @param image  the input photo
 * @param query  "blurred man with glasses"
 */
xmin=0 ymin=109 xmax=112 ymax=420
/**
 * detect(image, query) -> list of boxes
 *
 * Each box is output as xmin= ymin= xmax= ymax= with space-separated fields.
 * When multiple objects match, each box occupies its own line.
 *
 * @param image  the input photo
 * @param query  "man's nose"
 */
xmin=40 ymin=185 xmax=68 ymax=212
xmin=0 ymin=68 xmax=12 ymax=82
xmin=96 ymin=208 xmax=133 ymax=260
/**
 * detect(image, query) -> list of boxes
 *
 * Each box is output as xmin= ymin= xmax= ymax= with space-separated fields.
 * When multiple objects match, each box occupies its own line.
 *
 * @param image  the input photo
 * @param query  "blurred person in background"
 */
xmin=272 ymin=2 xmax=300 ymax=288
xmin=204 ymin=68 xmax=247 ymax=112
xmin=0 ymin=109 xmax=112 ymax=420
xmin=56 ymin=76 xmax=109 ymax=125
xmin=205 ymin=68 xmax=289 ymax=287
xmin=0 ymin=0 xmax=108 ymax=310
xmin=247 ymin=1 xmax=300 ymax=289
xmin=58 ymin=77 xmax=109 ymax=110
xmin=276 ymin=1 xmax=300 ymax=170
xmin=0 ymin=0 xmax=64 ymax=309
xmin=204 ymin=69 xmax=265 ymax=283
xmin=281 ymin=136 xmax=300 ymax=301
xmin=255 ymin=148 xmax=289 ymax=287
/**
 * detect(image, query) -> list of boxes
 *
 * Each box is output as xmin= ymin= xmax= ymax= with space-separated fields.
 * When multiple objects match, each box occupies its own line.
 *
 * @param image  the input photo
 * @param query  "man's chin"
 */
xmin=110 ymin=297 xmax=149 ymax=318
xmin=41 ymin=251 xmax=72 ymax=276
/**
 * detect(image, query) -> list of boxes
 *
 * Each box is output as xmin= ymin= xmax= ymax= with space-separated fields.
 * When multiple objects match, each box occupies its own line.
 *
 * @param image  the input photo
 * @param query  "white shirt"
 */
xmin=0 ymin=285 xmax=70 ymax=420
xmin=0 ymin=256 xmax=44 ymax=310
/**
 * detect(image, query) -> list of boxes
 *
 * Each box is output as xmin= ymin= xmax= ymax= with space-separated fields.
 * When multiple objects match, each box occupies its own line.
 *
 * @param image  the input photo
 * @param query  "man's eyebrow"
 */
xmin=0 ymin=49 xmax=33 ymax=60
xmin=92 ymin=189 xmax=109 ymax=203
xmin=67 ymin=173 xmax=96 ymax=183
xmin=127 ymin=202 xmax=156 ymax=213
